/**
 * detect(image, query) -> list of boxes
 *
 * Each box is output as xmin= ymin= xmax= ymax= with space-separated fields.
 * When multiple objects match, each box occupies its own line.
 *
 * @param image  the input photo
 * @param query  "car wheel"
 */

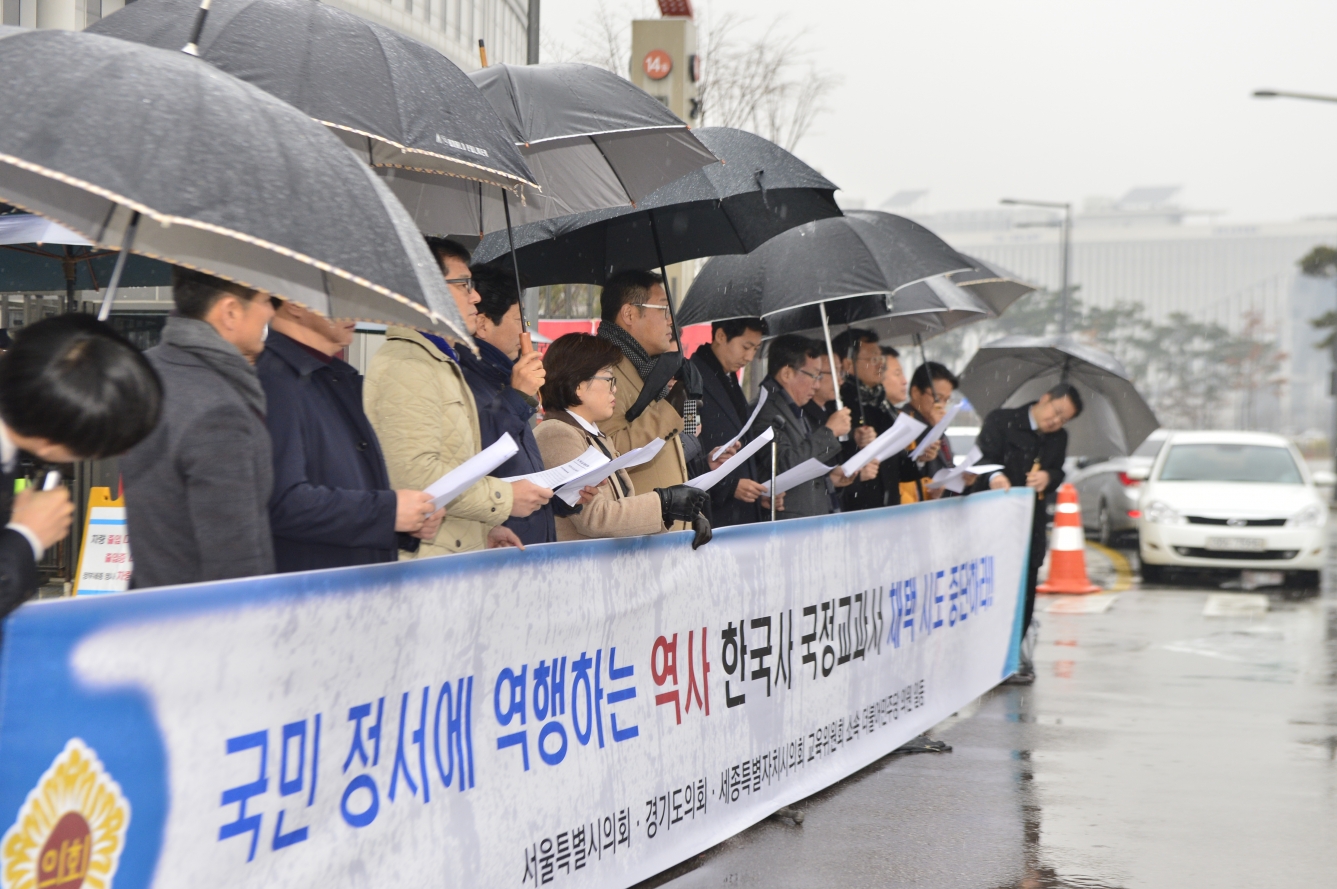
xmin=1097 ymin=501 xmax=1113 ymax=547
xmin=1141 ymin=562 xmax=1166 ymax=585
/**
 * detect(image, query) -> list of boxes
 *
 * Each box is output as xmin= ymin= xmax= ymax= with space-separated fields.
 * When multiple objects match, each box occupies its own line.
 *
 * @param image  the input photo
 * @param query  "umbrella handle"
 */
xmin=647 ymin=213 xmax=683 ymax=351
xmin=818 ymin=301 xmax=848 ymax=443
xmin=97 ymin=210 xmax=140 ymax=323
xmin=182 ymin=0 xmax=214 ymax=56
xmin=501 ymin=188 xmax=530 ymax=338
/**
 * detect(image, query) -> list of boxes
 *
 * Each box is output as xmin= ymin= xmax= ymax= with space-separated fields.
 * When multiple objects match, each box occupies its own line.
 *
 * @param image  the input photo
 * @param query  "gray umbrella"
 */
xmin=470 ymin=127 xmax=841 ymax=284
xmin=0 ymin=27 xmax=467 ymax=338
xmin=958 ymin=334 xmax=1159 ymax=458
xmin=87 ymin=0 xmax=535 ymax=195
xmin=382 ymin=63 xmax=719 ymax=238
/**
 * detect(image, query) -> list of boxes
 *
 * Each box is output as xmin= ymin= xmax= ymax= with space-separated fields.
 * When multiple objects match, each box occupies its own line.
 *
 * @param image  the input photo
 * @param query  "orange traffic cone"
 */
xmin=1037 ymin=483 xmax=1101 ymax=594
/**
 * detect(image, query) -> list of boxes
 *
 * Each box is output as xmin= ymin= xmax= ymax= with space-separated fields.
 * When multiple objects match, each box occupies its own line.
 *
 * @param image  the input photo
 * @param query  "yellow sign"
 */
xmin=72 ymin=488 xmax=131 ymax=597
xmin=1 ymin=739 xmax=130 ymax=889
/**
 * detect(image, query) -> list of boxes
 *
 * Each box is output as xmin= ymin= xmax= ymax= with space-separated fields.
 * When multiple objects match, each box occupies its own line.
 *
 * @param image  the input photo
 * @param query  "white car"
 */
xmin=1136 ymin=431 xmax=1327 ymax=586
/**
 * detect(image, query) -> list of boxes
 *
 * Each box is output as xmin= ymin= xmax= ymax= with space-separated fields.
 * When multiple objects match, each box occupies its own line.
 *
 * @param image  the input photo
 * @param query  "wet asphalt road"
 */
xmin=639 ymin=541 xmax=1337 ymax=889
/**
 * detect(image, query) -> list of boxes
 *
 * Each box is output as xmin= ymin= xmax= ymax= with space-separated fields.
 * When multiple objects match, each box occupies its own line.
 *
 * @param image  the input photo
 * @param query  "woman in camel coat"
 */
xmin=534 ymin=334 xmax=707 ymax=542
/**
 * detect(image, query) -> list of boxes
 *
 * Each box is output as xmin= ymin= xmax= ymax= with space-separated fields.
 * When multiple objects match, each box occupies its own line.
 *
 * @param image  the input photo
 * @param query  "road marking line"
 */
xmin=1087 ymin=541 xmax=1133 ymax=592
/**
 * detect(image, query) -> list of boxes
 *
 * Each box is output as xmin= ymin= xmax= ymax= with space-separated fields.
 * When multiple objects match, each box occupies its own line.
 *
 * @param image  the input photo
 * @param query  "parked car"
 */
xmin=1068 ymin=429 xmax=1170 ymax=545
xmin=1136 ymin=431 xmax=1328 ymax=587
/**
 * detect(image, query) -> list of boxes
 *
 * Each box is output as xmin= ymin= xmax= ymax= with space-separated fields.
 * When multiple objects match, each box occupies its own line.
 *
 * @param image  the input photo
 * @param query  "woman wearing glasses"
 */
xmin=534 ymin=334 xmax=712 ymax=544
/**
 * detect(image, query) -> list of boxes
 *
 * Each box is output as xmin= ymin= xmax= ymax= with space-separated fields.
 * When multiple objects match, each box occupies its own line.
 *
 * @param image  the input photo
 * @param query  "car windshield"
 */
xmin=1132 ymin=435 xmax=1165 ymax=458
xmin=1158 ymin=443 xmax=1303 ymax=484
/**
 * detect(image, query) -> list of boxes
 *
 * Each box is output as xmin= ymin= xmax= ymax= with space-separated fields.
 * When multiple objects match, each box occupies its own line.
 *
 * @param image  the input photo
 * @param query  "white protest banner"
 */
xmin=687 ymin=427 xmax=775 ymax=492
xmin=710 ymin=388 xmax=768 ymax=461
xmin=909 ymin=401 xmax=964 ymax=461
xmin=761 ymin=458 xmax=834 ymax=498
xmin=425 ymin=433 xmax=519 ymax=509
xmin=554 ymin=437 xmax=666 ymax=506
xmin=0 ymin=491 xmax=1034 ymax=889
xmin=505 ymin=445 xmax=608 ymax=489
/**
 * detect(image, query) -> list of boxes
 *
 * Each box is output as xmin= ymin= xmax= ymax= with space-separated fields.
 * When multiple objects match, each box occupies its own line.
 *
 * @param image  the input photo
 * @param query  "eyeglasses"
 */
xmin=797 ymin=369 xmax=822 ymax=383
xmin=443 ymin=277 xmax=475 ymax=292
xmin=632 ymin=303 xmax=671 ymax=314
xmin=589 ymin=375 xmax=618 ymax=390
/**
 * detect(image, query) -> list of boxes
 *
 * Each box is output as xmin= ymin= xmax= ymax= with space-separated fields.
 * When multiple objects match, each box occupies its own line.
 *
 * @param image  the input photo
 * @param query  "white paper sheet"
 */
xmin=554 ymin=437 xmax=667 ymax=506
xmin=688 ymin=426 xmax=775 ymax=492
xmin=502 ymin=445 xmax=607 ymax=489
xmin=761 ymin=458 xmax=834 ymax=497
xmin=909 ymin=402 xmax=964 ymax=461
xmin=840 ymin=412 xmax=928 ymax=476
xmin=425 ymin=433 xmax=519 ymax=510
xmin=927 ymin=445 xmax=1002 ymax=493
xmin=709 ymin=387 xmax=768 ymax=460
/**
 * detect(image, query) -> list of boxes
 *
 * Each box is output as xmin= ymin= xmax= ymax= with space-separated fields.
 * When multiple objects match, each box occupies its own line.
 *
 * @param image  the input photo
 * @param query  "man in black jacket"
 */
xmin=970 ymin=382 xmax=1083 ymax=684
xmin=258 ymin=301 xmax=442 ymax=573
xmin=458 ymin=266 xmax=559 ymax=545
xmin=689 ymin=318 xmax=771 ymax=527
xmin=833 ymin=330 xmax=928 ymax=510
xmin=3 ymin=315 xmax=160 ymax=616
xmin=907 ymin=361 xmax=960 ymax=492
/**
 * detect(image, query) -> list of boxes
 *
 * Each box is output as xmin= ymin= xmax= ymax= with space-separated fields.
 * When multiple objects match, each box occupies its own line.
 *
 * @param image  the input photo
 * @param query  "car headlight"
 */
xmin=1144 ymin=500 xmax=1185 ymax=525
xmin=1287 ymin=503 xmax=1327 ymax=528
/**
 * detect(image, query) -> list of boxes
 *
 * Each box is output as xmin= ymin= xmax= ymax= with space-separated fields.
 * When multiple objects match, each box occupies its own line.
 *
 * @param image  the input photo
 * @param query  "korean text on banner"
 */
xmin=0 ymin=490 xmax=1035 ymax=889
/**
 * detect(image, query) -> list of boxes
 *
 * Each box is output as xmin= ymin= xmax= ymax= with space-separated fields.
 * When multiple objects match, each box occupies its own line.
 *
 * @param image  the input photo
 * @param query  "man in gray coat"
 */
xmin=121 ymin=268 xmax=277 ymax=587
xmin=755 ymin=336 xmax=870 ymax=519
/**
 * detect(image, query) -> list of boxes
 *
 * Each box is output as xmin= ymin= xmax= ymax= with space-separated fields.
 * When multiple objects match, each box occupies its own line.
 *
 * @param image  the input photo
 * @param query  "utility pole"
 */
xmin=527 ymin=0 xmax=540 ymax=65
xmin=1002 ymin=197 xmax=1072 ymax=333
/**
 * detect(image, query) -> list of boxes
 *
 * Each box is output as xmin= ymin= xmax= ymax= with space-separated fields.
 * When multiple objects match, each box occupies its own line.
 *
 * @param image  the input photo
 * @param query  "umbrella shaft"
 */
xmin=97 ymin=210 xmax=140 ymax=323
xmin=501 ymin=188 xmax=528 ymax=333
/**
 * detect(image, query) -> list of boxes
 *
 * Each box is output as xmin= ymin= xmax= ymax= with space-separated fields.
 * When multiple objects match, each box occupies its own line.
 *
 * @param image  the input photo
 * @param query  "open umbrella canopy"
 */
xmin=958 ymin=334 xmax=1159 ymax=458
xmin=0 ymin=26 xmax=467 ymax=338
xmin=948 ymin=256 xmax=1036 ymax=317
xmin=678 ymin=210 xmax=976 ymax=328
xmin=470 ymin=126 xmax=841 ymax=286
xmin=384 ymin=63 xmax=720 ymax=238
xmin=87 ymin=0 xmax=535 ymax=195
xmin=0 ymin=211 xmax=171 ymax=292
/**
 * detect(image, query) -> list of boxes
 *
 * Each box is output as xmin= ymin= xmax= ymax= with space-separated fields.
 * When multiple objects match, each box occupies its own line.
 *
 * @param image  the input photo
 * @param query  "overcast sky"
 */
xmin=544 ymin=0 xmax=1337 ymax=223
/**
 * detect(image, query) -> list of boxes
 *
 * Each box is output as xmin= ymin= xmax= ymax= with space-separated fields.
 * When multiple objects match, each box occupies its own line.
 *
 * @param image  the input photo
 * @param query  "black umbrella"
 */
xmin=87 ymin=0 xmax=535 ymax=196
xmin=0 ymin=27 xmax=467 ymax=338
xmin=678 ymin=211 xmax=979 ymax=412
xmin=958 ymin=334 xmax=1159 ymax=458
xmin=471 ymin=127 xmax=841 ymax=285
xmin=381 ymin=63 xmax=720 ymax=238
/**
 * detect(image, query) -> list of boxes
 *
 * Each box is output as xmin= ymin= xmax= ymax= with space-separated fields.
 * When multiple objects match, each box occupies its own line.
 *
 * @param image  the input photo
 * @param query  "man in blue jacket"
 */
xmin=457 ymin=267 xmax=558 ymax=546
xmin=257 ymin=300 xmax=442 ymax=573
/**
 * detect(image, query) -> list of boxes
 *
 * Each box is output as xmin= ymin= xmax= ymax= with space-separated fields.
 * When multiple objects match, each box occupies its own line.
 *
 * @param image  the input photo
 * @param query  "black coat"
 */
xmin=968 ymin=403 xmax=1067 ymax=514
xmin=839 ymin=380 xmax=925 ymax=510
xmin=689 ymin=345 xmax=763 ymax=527
xmin=257 ymin=331 xmax=407 ymax=573
xmin=0 ymin=459 xmax=38 ymax=624
xmin=458 ymin=340 xmax=556 ymax=546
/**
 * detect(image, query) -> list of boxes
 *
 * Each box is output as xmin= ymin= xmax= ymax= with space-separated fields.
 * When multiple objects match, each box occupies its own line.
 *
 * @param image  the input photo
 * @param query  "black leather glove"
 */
xmin=690 ymin=512 xmax=713 ymax=550
xmin=656 ymin=485 xmax=709 ymax=526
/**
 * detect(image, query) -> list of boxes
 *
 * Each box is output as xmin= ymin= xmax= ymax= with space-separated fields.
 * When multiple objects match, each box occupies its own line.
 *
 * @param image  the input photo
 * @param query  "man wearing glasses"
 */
xmin=596 ymin=270 xmax=731 ymax=530
xmin=364 ymin=237 xmax=553 ymax=555
xmin=907 ymin=361 xmax=960 ymax=495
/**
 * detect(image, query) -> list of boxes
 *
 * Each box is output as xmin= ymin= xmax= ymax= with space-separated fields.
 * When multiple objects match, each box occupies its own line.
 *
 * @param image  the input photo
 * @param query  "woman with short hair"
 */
xmin=535 ymin=334 xmax=710 ymax=545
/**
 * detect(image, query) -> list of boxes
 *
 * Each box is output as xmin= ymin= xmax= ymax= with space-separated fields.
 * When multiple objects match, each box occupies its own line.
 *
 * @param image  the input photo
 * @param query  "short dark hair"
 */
xmin=1045 ymin=381 xmax=1084 ymax=417
xmin=911 ymin=361 xmax=959 ymax=393
xmin=541 ymin=333 xmax=624 ymax=412
xmin=880 ymin=345 xmax=900 ymax=358
xmin=831 ymin=327 xmax=878 ymax=358
xmin=767 ymin=334 xmax=818 ymax=378
xmin=599 ymin=270 xmax=663 ymax=323
xmin=711 ymin=317 xmax=768 ymax=341
xmin=0 ymin=314 xmax=161 ymax=459
xmin=172 ymin=267 xmax=261 ymax=320
xmin=471 ymin=265 xmax=520 ymax=326
xmin=425 ymin=236 xmax=472 ymax=269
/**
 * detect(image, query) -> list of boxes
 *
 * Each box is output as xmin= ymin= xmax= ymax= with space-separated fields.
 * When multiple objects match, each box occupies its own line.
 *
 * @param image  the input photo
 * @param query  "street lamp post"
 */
xmin=1002 ymin=197 xmax=1072 ymax=333
xmin=1255 ymin=87 xmax=1337 ymax=497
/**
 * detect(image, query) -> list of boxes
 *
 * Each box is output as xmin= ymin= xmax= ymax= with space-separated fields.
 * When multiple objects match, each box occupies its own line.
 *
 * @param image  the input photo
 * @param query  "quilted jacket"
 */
xmin=364 ymin=327 xmax=513 ymax=556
